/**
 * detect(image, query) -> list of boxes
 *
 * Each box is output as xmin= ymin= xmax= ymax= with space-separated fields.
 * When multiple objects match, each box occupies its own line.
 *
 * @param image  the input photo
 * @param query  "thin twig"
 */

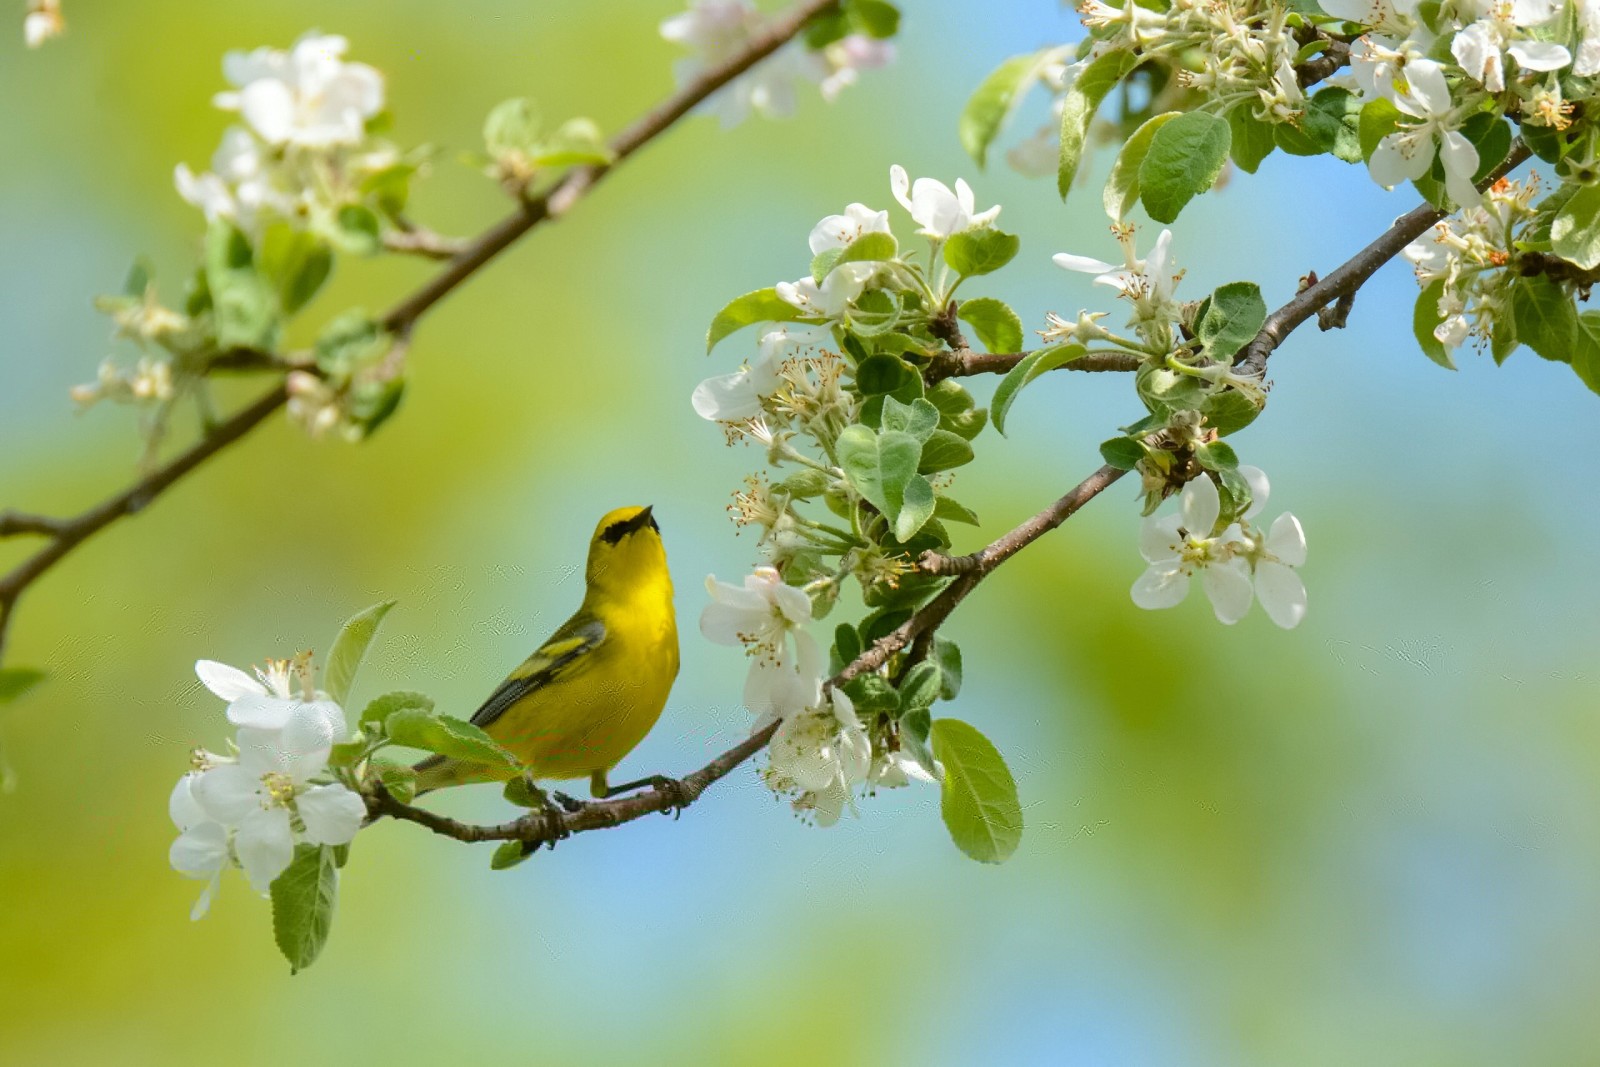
xmin=0 ymin=0 xmax=841 ymax=662
xmin=381 ymin=226 xmax=470 ymax=260
xmin=0 ymin=512 xmax=64 ymax=538
xmin=924 ymin=347 xmax=1142 ymax=384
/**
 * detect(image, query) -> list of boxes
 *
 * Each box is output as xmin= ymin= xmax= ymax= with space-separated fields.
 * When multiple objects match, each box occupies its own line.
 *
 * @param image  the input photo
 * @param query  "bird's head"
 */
xmin=585 ymin=504 xmax=669 ymax=596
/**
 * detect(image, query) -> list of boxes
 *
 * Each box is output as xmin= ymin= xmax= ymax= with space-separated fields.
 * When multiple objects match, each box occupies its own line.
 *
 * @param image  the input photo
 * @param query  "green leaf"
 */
xmin=846 ymin=0 xmax=900 ymax=37
xmin=1199 ymin=389 xmax=1263 ymax=437
xmin=1462 ymin=113 xmax=1511 ymax=184
xmin=1197 ymin=281 xmax=1267 ymax=361
xmin=1303 ymin=87 xmax=1363 ymax=163
xmin=0 ymin=668 xmax=45 ymax=704
xmin=258 ymin=225 xmax=333 ymax=315
xmin=1412 ymin=278 xmax=1455 ymax=370
xmin=1570 ymin=311 xmax=1600 ymax=394
xmin=369 ymin=758 xmax=418 ymax=804
xmin=932 ymin=637 xmax=962 ymax=700
xmin=991 ymin=344 xmax=1086 ymax=436
xmin=386 ymin=710 xmax=521 ymax=769
xmin=838 ymin=424 xmax=915 ymax=522
xmin=1060 ymin=50 xmax=1139 ymax=199
xmin=926 ymin=380 xmax=987 ymax=440
xmin=896 ymin=473 xmax=936 ymax=541
xmin=832 ymin=623 xmax=863 ymax=675
xmin=1358 ymin=98 xmax=1402 ymax=162
xmin=1551 ymin=183 xmax=1600 ymax=270
xmin=918 ymin=429 xmax=975 ymax=473
xmin=1099 ymin=435 xmax=1146 ymax=470
xmin=1226 ymin=108 xmax=1276 ymax=174
xmin=707 ymin=288 xmax=806 ymax=352
xmin=1138 ymin=111 xmax=1231 ymax=224
xmin=360 ymin=161 xmax=416 ymax=217
xmin=490 ymin=840 xmax=536 ymax=871
xmin=944 ymin=227 xmax=1020 ymax=277
xmin=1510 ymin=275 xmax=1577 ymax=363
xmin=205 ymin=221 xmax=278 ymax=350
xmin=123 ymin=256 xmax=154 ymax=298
xmin=484 ymin=97 xmax=541 ymax=157
xmin=930 ymin=718 xmax=1023 ymax=864
xmin=856 ymin=353 xmax=914 ymax=395
xmin=331 ymin=205 xmax=382 ymax=256
xmin=960 ymin=52 xmax=1043 ymax=167
xmin=503 ymin=775 xmax=546 ymax=809
xmin=324 ymin=600 xmax=397 ymax=707
xmin=845 ymin=673 xmax=900 ymax=714
xmin=933 ymin=495 xmax=980 ymax=525
xmin=360 ymin=690 xmax=434 ymax=728
xmin=826 ymin=231 xmax=898 ymax=278
xmin=1194 ymin=440 xmax=1239 ymax=471
xmin=899 ymin=662 xmax=942 ymax=711
xmin=879 ymin=396 xmax=940 ymax=442
xmin=898 ymin=708 xmax=940 ymax=779
xmin=957 ymin=297 xmax=1023 ymax=353
xmin=270 ymin=845 xmax=338 ymax=974
xmin=1104 ymin=111 xmax=1178 ymax=221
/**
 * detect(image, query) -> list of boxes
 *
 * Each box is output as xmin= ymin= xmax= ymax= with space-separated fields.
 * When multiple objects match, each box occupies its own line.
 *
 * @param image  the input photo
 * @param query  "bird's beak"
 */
xmin=640 ymin=505 xmax=653 ymax=523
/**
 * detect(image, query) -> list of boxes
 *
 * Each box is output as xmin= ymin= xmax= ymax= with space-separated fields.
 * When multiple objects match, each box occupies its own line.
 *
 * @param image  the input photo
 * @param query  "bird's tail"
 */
xmin=410 ymin=755 xmax=503 ymax=797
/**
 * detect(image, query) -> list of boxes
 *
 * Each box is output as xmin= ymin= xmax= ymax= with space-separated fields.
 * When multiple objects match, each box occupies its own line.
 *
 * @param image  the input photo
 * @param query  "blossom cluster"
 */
xmin=168 ymin=655 xmax=364 ymax=920
xmin=174 ymin=32 xmax=399 ymax=237
xmin=660 ymin=0 xmax=896 ymax=127
xmin=23 ymin=0 xmax=61 ymax=48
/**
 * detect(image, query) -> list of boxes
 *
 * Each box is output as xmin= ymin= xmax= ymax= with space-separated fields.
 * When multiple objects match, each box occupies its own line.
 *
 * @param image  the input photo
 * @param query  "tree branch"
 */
xmin=0 ymin=0 xmax=841 ymax=663
xmin=1238 ymin=140 xmax=1532 ymax=377
xmin=923 ymin=347 xmax=1141 ymax=384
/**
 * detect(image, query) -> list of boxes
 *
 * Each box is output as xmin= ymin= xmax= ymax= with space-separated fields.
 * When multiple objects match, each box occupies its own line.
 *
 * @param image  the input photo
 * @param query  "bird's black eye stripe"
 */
xmin=601 ymin=509 xmax=658 ymax=545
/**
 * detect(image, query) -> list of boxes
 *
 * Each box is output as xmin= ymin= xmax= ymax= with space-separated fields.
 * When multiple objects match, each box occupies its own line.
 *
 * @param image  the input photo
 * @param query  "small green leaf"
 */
xmin=837 ymin=425 xmax=915 ymax=520
xmin=846 ymin=0 xmax=900 ymax=37
xmin=1099 ymin=436 xmax=1146 ymax=470
xmin=1552 ymin=183 xmax=1600 ymax=270
xmin=270 ymin=845 xmax=338 ymax=974
xmin=879 ymin=396 xmax=940 ymax=442
xmin=0 ymin=668 xmax=46 ymax=704
xmin=1104 ymin=111 xmax=1178 ymax=220
xmin=896 ymin=473 xmax=936 ymax=541
xmin=1510 ymin=275 xmax=1577 ymax=363
xmin=386 ymin=710 xmax=520 ymax=770
xmin=957 ymin=297 xmax=1023 ymax=353
xmin=844 ymin=673 xmax=900 ymax=713
xmin=1194 ymin=440 xmax=1239 ymax=471
xmin=257 ymin=225 xmax=332 ymax=315
xmin=1199 ymin=389 xmax=1262 ymax=437
xmin=503 ymin=776 xmax=546 ymax=809
xmin=324 ymin=600 xmax=397 ymax=707
xmin=1197 ymin=281 xmax=1267 ymax=361
xmin=832 ymin=623 xmax=863 ymax=674
xmin=205 ymin=220 xmax=278 ymax=350
xmin=991 ymin=344 xmax=1086 ymax=436
xmin=1227 ymin=108 xmax=1276 ymax=174
xmin=490 ymin=840 xmax=536 ymax=871
xmin=1060 ymin=50 xmax=1140 ymax=199
xmin=944 ymin=227 xmax=1020 ymax=277
xmin=1138 ymin=111 xmax=1231 ymax=223
xmin=917 ymin=429 xmax=975 ymax=473
xmin=1412 ymin=278 xmax=1455 ymax=370
xmin=332 ymin=204 xmax=382 ymax=256
xmin=898 ymin=662 xmax=942 ymax=711
xmin=484 ymin=97 xmax=541 ymax=158
xmin=932 ymin=637 xmax=963 ymax=700
xmin=707 ymin=288 xmax=806 ymax=352
xmin=1569 ymin=310 xmax=1600 ymax=394
xmin=826 ymin=231 xmax=898 ymax=278
xmin=1358 ymin=98 xmax=1402 ymax=162
xmin=898 ymin=708 xmax=940 ymax=779
xmin=960 ymin=52 xmax=1044 ymax=167
xmin=856 ymin=353 xmax=914 ymax=395
xmin=1303 ymin=87 xmax=1363 ymax=163
xmin=360 ymin=690 xmax=434 ymax=728
xmin=930 ymin=718 xmax=1023 ymax=864
xmin=369 ymin=758 xmax=418 ymax=804
xmin=933 ymin=495 xmax=980 ymax=525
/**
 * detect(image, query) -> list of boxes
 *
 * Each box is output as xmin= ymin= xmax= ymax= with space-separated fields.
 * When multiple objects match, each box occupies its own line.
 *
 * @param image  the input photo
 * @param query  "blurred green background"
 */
xmin=3 ymin=2 xmax=1598 ymax=1063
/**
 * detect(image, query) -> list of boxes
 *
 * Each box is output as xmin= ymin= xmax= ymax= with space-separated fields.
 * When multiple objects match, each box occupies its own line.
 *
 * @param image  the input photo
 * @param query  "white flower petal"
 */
xmin=1181 ymin=476 xmax=1221 ymax=539
xmin=1139 ymin=514 xmax=1183 ymax=563
xmin=191 ymin=764 xmax=261 ymax=825
xmin=1202 ymin=561 xmax=1254 ymax=624
xmin=298 ymin=784 xmax=367 ymax=845
xmin=195 ymin=659 xmax=264 ymax=702
xmin=1507 ymin=40 xmax=1570 ymax=72
xmin=691 ymin=370 xmax=763 ymax=422
xmin=889 ymin=164 xmax=913 ymax=214
xmin=1131 ymin=562 xmax=1190 ymax=609
xmin=1255 ymin=560 xmax=1308 ymax=629
xmin=1266 ymin=512 xmax=1307 ymax=566
xmin=190 ymin=872 xmax=222 ymax=921
xmin=1238 ymin=465 xmax=1270 ymax=519
xmin=226 ymin=691 xmax=295 ymax=730
xmin=235 ymin=807 xmax=295 ymax=894
xmin=169 ymin=822 xmax=229 ymax=878
xmin=169 ymin=773 xmax=209 ymax=831
xmin=1053 ymin=252 xmax=1120 ymax=275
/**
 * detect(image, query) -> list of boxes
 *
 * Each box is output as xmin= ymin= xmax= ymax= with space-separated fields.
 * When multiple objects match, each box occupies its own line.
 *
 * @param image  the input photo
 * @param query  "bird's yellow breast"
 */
xmin=487 ymin=573 xmax=678 ymax=781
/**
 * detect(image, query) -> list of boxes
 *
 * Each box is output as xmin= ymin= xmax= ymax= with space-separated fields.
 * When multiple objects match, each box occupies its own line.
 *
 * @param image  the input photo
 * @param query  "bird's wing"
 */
xmin=468 ymin=615 xmax=607 ymax=730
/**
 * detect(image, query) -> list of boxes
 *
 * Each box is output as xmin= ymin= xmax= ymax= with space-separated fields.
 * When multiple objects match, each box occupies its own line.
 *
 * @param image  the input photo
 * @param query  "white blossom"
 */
xmin=1451 ymin=0 xmax=1569 ymax=93
xmin=1132 ymin=475 xmax=1254 ymax=624
xmin=818 ymin=35 xmax=894 ymax=102
xmin=701 ymin=566 xmax=824 ymax=724
xmin=660 ymin=1 xmax=811 ymax=126
xmin=1054 ymin=225 xmax=1183 ymax=327
xmin=692 ymin=324 xmax=830 ymax=423
xmin=168 ymin=773 xmax=229 ymax=920
xmin=215 ymin=32 xmax=384 ymax=148
xmin=766 ymin=689 xmax=871 ymax=826
xmin=23 ymin=1 xmax=62 ymax=48
xmin=1577 ymin=0 xmax=1600 ymax=76
xmin=1317 ymin=0 xmax=1419 ymax=37
xmin=195 ymin=656 xmax=346 ymax=767
xmin=775 ymin=270 xmax=867 ymax=321
xmin=1368 ymin=60 xmax=1481 ymax=208
xmin=888 ymin=165 xmax=1000 ymax=239
xmin=868 ymin=748 xmax=939 ymax=790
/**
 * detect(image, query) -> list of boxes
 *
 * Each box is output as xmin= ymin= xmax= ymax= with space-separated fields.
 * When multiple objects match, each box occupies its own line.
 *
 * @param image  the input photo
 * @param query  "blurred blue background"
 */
xmin=2 ymin=2 xmax=1597 ymax=1064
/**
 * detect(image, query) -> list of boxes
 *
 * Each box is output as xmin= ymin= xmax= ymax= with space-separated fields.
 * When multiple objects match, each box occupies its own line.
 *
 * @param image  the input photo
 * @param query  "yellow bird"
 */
xmin=413 ymin=505 xmax=679 ymax=800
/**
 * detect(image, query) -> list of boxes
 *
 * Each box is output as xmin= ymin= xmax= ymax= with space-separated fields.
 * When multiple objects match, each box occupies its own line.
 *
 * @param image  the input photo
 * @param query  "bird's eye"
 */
xmin=600 ymin=521 xmax=630 ymax=545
